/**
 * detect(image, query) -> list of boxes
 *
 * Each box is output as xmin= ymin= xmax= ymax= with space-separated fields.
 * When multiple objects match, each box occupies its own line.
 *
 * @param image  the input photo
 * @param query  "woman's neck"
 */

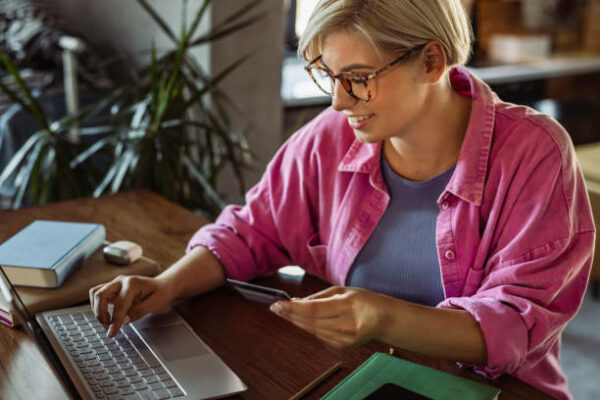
xmin=384 ymin=76 xmax=471 ymax=181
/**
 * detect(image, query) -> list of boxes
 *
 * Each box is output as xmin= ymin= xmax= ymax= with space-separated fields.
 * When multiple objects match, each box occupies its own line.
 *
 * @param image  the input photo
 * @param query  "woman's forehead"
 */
xmin=320 ymin=31 xmax=388 ymax=70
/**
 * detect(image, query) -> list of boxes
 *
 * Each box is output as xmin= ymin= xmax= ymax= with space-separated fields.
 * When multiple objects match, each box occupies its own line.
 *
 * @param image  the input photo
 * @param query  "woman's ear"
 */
xmin=421 ymin=41 xmax=447 ymax=84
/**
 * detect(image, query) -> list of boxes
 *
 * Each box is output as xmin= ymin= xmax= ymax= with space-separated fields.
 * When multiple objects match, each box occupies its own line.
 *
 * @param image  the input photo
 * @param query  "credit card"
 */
xmin=227 ymin=279 xmax=292 ymax=305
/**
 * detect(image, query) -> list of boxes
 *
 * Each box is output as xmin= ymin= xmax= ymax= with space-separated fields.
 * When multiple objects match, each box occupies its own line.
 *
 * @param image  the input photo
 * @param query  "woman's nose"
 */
xmin=331 ymin=79 xmax=357 ymax=111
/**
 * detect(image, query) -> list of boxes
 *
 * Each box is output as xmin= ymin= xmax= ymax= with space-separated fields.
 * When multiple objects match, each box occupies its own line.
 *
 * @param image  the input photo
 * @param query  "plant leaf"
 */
xmin=39 ymin=147 xmax=56 ymax=204
xmin=181 ymin=52 xmax=251 ymax=111
xmin=111 ymin=149 xmax=135 ymax=193
xmin=0 ymin=49 xmax=50 ymax=131
xmin=182 ymin=155 xmax=226 ymax=210
xmin=150 ymin=41 xmax=159 ymax=106
xmin=188 ymin=0 xmax=212 ymax=39
xmin=70 ymin=136 xmax=113 ymax=168
xmin=94 ymin=160 xmax=120 ymax=197
xmin=136 ymin=0 xmax=178 ymax=43
xmin=190 ymin=13 xmax=266 ymax=47
xmin=0 ymin=130 xmax=47 ymax=188
xmin=51 ymin=88 xmax=126 ymax=133
xmin=221 ymin=0 xmax=263 ymax=26
xmin=13 ymin=137 xmax=46 ymax=208
xmin=152 ymin=30 xmax=187 ymax=131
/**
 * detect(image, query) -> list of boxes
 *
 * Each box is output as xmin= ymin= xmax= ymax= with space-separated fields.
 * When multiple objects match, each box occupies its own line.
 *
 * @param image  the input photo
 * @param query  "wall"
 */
xmin=47 ymin=0 xmax=286 ymax=205
xmin=211 ymin=0 xmax=286 ymax=203
xmin=48 ymin=0 xmax=210 ymax=70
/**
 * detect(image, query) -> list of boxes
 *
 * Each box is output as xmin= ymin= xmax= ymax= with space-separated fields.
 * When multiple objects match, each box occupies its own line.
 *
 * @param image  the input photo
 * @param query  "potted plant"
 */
xmin=0 ymin=0 xmax=264 ymax=218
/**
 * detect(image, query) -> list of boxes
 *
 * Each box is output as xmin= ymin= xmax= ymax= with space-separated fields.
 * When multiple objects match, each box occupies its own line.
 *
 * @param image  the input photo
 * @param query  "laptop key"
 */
xmin=98 ymin=378 xmax=114 ymax=387
xmin=103 ymin=386 xmax=118 ymax=395
xmin=153 ymin=389 xmax=171 ymax=400
xmin=157 ymin=372 xmax=170 ymax=381
xmin=168 ymin=387 xmax=184 ymax=397
xmin=136 ymin=390 xmax=158 ymax=400
xmin=120 ymin=388 xmax=136 ymax=397
xmin=115 ymin=379 xmax=129 ymax=388
xmin=123 ymin=368 xmax=138 ymax=377
xmin=161 ymin=379 xmax=176 ymax=388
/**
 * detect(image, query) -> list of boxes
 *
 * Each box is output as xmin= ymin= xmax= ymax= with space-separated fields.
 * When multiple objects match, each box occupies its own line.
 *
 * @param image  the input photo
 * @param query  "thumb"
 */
xmin=306 ymin=286 xmax=345 ymax=300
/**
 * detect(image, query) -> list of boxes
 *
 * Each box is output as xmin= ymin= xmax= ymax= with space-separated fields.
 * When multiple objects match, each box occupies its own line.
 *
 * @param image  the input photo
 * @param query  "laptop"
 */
xmin=0 ymin=267 xmax=247 ymax=400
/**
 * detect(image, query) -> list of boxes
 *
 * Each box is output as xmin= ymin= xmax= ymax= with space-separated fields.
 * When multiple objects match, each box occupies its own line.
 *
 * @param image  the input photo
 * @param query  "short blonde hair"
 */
xmin=298 ymin=0 xmax=473 ymax=66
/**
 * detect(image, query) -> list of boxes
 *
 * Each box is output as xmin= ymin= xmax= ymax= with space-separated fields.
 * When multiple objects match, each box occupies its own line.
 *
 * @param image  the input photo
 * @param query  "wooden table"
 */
xmin=0 ymin=190 xmax=553 ymax=400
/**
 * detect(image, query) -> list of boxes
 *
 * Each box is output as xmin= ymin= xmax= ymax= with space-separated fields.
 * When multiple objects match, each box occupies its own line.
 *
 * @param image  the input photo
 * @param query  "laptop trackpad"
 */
xmin=140 ymin=323 xmax=209 ymax=362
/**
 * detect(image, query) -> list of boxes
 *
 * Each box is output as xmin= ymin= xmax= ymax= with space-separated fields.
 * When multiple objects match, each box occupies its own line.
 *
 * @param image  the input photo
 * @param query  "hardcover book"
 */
xmin=0 ymin=220 xmax=106 ymax=288
xmin=0 ymin=247 xmax=161 ymax=327
xmin=323 ymin=353 xmax=500 ymax=400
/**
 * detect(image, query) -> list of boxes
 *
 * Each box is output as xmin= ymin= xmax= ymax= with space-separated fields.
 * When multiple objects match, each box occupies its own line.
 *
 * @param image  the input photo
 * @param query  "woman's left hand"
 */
xmin=269 ymin=286 xmax=388 ymax=348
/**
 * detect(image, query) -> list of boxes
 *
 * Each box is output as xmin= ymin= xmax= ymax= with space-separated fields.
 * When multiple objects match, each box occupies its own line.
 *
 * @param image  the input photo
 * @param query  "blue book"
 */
xmin=0 ymin=220 xmax=106 ymax=288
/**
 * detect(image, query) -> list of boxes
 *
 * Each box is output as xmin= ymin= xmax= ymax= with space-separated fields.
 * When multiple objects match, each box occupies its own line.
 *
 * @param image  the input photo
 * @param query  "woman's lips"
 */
xmin=347 ymin=113 xmax=374 ymax=129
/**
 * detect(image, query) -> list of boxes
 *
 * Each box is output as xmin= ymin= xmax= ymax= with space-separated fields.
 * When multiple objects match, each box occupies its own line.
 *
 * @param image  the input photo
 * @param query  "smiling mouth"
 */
xmin=346 ymin=114 xmax=374 ymax=124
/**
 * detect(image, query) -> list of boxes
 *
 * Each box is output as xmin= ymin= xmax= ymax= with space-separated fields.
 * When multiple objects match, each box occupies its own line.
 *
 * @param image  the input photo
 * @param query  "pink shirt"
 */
xmin=188 ymin=66 xmax=594 ymax=399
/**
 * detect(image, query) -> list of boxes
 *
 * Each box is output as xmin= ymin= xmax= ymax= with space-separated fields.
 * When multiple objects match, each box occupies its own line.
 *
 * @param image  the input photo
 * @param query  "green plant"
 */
xmin=0 ymin=0 xmax=264 ymax=217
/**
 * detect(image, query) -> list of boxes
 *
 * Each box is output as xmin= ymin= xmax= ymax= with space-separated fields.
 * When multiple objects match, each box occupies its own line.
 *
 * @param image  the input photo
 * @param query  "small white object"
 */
xmin=103 ymin=241 xmax=143 ymax=266
xmin=58 ymin=36 xmax=86 ymax=53
xmin=488 ymin=34 xmax=551 ymax=64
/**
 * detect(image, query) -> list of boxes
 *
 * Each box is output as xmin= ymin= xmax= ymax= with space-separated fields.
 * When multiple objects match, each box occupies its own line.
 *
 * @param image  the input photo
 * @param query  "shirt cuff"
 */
xmin=186 ymin=224 xmax=256 ymax=282
xmin=438 ymin=296 xmax=529 ymax=377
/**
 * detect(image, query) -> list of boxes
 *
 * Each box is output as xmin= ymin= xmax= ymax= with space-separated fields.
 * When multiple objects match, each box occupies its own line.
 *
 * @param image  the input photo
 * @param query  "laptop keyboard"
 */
xmin=47 ymin=311 xmax=185 ymax=400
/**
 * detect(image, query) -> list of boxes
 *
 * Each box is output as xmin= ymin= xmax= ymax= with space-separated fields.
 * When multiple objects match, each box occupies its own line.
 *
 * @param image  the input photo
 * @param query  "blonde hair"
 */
xmin=298 ymin=0 xmax=473 ymax=66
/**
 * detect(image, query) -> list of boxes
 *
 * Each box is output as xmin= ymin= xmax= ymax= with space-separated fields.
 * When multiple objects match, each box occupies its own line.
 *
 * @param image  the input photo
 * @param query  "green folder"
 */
xmin=322 ymin=353 xmax=500 ymax=400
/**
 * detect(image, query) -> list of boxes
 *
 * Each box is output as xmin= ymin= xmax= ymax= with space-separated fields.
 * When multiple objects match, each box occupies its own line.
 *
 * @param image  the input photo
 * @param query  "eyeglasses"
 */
xmin=305 ymin=44 xmax=425 ymax=102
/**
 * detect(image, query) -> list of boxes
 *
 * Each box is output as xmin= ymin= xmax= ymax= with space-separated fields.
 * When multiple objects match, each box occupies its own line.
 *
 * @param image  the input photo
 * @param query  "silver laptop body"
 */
xmin=0 ymin=268 xmax=246 ymax=400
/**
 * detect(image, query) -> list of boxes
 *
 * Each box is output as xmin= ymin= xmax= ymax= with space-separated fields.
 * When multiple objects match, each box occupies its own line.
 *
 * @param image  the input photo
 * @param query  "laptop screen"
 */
xmin=0 ymin=266 xmax=80 ymax=398
xmin=0 ymin=266 xmax=34 ymax=328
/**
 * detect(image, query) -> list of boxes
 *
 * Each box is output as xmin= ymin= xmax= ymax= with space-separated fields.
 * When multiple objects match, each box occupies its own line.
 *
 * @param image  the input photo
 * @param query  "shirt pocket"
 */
xmin=306 ymin=231 xmax=328 ymax=276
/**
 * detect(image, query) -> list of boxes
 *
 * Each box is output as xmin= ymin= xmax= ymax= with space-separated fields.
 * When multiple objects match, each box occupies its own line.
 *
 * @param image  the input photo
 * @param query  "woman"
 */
xmin=90 ymin=1 xmax=594 ymax=399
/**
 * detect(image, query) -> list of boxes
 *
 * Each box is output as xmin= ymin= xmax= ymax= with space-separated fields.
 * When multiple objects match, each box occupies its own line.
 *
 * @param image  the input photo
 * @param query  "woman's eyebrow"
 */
xmin=320 ymin=58 xmax=374 ymax=72
xmin=340 ymin=63 xmax=375 ymax=71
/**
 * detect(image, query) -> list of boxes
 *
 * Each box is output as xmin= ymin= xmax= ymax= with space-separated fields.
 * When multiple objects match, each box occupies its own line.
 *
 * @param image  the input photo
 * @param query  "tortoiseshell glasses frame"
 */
xmin=304 ymin=44 xmax=426 ymax=102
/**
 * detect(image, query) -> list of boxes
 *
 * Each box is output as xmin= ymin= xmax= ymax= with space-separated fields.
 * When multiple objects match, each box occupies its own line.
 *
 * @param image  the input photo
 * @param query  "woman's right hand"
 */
xmin=89 ymin=275 xmax=177 ymax=338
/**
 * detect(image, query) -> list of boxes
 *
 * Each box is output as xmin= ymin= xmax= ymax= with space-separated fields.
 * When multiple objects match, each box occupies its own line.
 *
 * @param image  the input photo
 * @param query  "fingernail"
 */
xmin=106 ymin=324 xmax=115 ymax=338
xmin=123 ymin=315 xmax=131 ymax=325
xmin=270 ymin=302 xmax=282 ymax=314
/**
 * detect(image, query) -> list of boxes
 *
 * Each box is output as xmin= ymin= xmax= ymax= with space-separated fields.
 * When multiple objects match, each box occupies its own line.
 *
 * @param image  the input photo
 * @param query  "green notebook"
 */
xmin=322 ymin=353 xmax=500 ymax=400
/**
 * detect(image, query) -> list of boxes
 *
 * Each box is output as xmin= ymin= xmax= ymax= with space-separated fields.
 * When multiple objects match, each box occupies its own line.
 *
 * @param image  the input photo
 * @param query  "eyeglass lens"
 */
xmin=308 ymin=68 xmax=371 ymax=101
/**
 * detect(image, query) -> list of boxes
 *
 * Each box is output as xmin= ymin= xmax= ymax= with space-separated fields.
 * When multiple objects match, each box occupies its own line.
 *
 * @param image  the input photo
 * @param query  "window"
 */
xmin=285 ymin=0 xmax=319 ymax=53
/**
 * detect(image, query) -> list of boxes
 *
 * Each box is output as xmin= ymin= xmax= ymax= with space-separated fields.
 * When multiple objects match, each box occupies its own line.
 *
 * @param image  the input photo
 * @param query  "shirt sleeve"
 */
xmin=439 ymin=135 xmax=595 ymax=378
xmin=186 ymin=122 xmax=326 ymax=282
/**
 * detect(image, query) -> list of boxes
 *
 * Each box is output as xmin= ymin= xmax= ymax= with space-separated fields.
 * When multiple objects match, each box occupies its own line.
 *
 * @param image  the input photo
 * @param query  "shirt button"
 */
xmin=445 ymin=250 xmax=456 ymax=260
xmin=442 ymin=201 xmax=449 ymax=210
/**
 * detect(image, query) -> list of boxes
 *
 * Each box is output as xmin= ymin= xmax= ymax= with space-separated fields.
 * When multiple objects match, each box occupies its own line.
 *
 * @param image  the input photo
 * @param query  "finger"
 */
xmin=306 ymin=286 xmax=346 ymax=300
xmin=107 ymin=280 xmax=147 ymax=338
xmin=88 ymin=285 xmax=102 ymax=313
xmin=272 ymin=296 xmax=346 ymax=319
xmin=282 ymin=314 xmax=354 ymax=348
xmin=94 ymin=282 xmax=122 ymax=327
xmin=279 ymin=312 xmax=350 ymax=334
